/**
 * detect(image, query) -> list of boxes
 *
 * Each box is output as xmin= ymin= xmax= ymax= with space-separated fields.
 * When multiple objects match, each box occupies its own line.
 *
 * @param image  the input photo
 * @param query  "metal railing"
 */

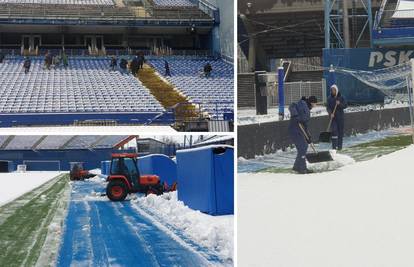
xmin=261 ymin=80 xmax=325 ymax=107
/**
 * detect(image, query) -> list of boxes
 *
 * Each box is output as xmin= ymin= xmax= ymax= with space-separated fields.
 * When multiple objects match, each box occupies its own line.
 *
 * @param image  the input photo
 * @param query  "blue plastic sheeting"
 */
xmin=322 ymin=48 xmax=405 ymax=104
xmin=138 ymin=154 xmax=177 ymax=186
xmin=100 ymin=161 xmax=111 ymax=176
xmin=57 ymin=181 xmax=214 ymax=266
xmin=176 ymin=145 xmax=234 ymax=215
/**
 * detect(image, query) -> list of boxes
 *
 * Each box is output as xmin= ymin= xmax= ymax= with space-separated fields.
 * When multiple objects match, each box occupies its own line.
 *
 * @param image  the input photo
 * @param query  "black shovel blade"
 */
xmin=319 ymin=131 xmax=332 ymax=143
xmin=306 ymin=151 xmax=333 ymax=163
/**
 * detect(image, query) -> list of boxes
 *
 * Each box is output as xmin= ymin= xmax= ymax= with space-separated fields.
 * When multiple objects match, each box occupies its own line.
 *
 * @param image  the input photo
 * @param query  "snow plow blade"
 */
xmin=318 ymin=131 xmax=332 ymax=143
xmin=305 ymin=151 xmax=333 ymax=163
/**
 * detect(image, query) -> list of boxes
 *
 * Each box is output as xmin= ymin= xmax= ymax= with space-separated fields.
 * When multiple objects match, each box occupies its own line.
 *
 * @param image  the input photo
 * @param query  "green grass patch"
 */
xmin=351 ymin=135 xmax=413 ymax=148
xmin=0 ymin=174 xmax=68 ymax=267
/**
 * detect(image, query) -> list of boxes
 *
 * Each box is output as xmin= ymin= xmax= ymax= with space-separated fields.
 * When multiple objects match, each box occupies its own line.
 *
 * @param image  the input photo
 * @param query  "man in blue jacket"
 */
xmin=327 ymin=84 xmax=348 ymax=150
xmin=289 ymin=96 xmax=318 ymax=174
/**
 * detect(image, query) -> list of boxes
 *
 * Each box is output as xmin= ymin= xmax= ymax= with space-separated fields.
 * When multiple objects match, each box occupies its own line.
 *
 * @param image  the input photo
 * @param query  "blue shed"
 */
xmin=176 ymin=145 xmax=234 ymax=216
xmin=138 ymin=154 xmax=177 ymax=186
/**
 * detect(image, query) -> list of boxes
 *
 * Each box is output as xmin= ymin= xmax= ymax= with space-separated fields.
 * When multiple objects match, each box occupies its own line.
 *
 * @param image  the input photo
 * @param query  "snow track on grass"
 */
xmin=0 ymin=171 xmax=62 ymax=206
xmin=239 ymin=145 xmax=414 ymax=267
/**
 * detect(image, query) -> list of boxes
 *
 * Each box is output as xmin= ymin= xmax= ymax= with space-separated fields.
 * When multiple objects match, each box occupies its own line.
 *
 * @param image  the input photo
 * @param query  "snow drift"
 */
xmin=239 ymin=145 xmax=414 ymax=267
xmin=132 ymin=192 xmax=234 ymax=264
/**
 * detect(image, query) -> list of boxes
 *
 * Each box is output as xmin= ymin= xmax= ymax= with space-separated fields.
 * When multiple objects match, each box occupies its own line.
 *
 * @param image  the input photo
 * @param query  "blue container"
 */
xmin=138 ymin=154 xmax=177 ymax=186
xmin=101 ymin=160 xmax=111 ymax=176
xmin=176 ymin=145 xmax=234 ymax=216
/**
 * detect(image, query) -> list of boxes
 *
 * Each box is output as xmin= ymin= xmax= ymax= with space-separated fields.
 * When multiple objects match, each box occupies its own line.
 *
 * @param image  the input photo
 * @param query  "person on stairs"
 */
xmin=327 ymin=84 xmax=348 ymax=150
xmin=289 ymin=96 xmax=318 ymax=174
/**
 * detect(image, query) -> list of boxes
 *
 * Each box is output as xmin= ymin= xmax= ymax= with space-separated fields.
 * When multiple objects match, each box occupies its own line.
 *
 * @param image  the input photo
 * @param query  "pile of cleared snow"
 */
xmin=307 ymin=150 xmax=355 ymax=172
xmin=132 ymin=192 xmax=234 ymax=263
xmin=239 ymin=145 xmax=414 ymax=267
xmin=0 ymin=171 xmax=61 ymax=206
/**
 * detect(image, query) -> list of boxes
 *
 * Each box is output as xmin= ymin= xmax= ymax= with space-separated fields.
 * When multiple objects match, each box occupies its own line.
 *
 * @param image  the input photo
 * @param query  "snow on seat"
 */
xmin=36 ymin=136 xmax=74 ymax=150
xmin=93 ymin=136 xmax=129 ymax=149
xmin=0 ymin=58 xmax=164 ymax=115
xmin=149 ymin=58 xmax=234 ymax=119
xmin=64 ymin=136 xmax=103 ymax=149
xmin=4 ymin=136 xmax=43 ymax=150
xmin=0 ymin=0 xmax=114 ymax=5
xmin=152 ymin=0 xmax=196 ymax=7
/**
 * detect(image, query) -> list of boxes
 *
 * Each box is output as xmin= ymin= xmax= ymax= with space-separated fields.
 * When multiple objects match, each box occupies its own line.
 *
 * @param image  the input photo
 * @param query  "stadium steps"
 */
xmin=60 ymin=136 xmax=78 ymax=150
xmin=0 ymin=136 xmax=15 ymax=149
xmin=31 ymin=136 xmax=47 ymax=150
xmin=136 ymin=64 xmax=202 ymax=121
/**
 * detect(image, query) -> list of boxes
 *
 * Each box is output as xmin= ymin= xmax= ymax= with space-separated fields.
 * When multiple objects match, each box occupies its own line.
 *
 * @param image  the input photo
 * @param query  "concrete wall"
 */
xmin=238 ymin=107 xmax=412 ymax=159
xmin=204 ymin=0 xmax=234 ymax=60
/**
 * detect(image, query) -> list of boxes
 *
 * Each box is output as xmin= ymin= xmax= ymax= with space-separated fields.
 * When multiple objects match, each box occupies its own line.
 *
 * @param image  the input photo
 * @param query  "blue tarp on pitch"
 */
xmin=176 ymin=145 xmax=234 ymax=216
xmin=137 ymin=154 xmax=177 ymax=186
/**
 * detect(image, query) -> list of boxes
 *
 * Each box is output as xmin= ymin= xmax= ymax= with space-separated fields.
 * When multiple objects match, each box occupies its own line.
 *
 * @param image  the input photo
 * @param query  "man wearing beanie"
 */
xmin=327 ymin=84 xmax=348 ymax=150
xmin=288 ymin=96 xmax=318 ymax=174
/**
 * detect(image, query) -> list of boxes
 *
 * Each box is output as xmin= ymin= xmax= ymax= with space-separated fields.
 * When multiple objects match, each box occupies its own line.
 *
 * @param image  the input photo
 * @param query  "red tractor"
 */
xmin=106 ymin=153 xmax=175 ymax=201
xmin=69 ymin=162 xmax=95 ymax=181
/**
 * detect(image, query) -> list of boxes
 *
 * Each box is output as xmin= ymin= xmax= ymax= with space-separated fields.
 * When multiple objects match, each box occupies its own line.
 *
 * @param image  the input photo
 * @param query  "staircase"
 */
xmin=136 ymin=65 xmax=202 ymax=122
xmin=31 ymin=136 xmax=47 ymax=150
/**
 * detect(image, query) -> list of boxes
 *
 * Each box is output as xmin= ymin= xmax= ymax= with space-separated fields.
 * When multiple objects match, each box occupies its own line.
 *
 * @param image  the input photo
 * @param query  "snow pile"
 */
xmin=0 ymin=171 xmax=61 ymax=206
xmin=132 ymin=192 xmax=234 ymax=263
xmin=307 ymin=150 xmax=356 ymax=172
xmin=239 ymin=145 xmax=414 ymax=267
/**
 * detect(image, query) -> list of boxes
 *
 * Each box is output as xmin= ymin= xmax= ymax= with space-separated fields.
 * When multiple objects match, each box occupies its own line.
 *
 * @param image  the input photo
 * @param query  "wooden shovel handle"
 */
xmin=298 ymin=123 xmax=317 ymax=154
xmin=326 ymin=102 xmax=339 ymax=131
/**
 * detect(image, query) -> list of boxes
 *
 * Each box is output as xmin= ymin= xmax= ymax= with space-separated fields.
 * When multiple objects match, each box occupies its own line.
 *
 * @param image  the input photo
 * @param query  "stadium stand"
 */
xmin=4 ymin=135 xmax=46 ymax=150
xmin=0 ymin=135 xmax=129 ymax=150
xmin=36 ymin=135 xmax=75 ymax=149
xmin=152 ymin=0 xmax=196 ymax=7
xmin=0 ymin=0 xmax=114 ymax=5
xmin=0 ymin=57 xmax=164 ymax=114
xmin=149 ymin=58 xmax=234 ymax=118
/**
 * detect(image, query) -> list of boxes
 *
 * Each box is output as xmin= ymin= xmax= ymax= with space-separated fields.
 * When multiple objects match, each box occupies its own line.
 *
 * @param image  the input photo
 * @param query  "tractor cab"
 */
xmin=106 ymin=153 xmax=164 ymax=201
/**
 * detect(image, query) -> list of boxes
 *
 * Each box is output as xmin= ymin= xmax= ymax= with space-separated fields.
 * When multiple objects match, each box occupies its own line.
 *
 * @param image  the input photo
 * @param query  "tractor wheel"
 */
xmin=106 ymin=180 xmax=128 ymax=201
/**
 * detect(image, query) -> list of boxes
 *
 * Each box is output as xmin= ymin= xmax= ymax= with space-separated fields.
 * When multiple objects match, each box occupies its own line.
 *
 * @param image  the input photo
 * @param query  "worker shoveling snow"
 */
xmin=238 ymin=145 xmax=414 ymax=267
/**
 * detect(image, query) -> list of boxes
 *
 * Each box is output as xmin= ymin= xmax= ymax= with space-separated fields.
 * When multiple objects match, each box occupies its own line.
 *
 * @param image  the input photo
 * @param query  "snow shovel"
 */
xmin=298 ymin=123 xmax=333 ymax=163
xmin=319 ymin=102 xmax=338 ymax=143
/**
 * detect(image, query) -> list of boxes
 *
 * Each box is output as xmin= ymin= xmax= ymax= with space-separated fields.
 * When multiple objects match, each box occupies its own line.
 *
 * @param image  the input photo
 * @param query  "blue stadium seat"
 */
xmin=0 ymin=0 xmax=114 ymax=5
xmin=0 ymin=57 xmax=165 ymax=115
xmin=152 ymin=0 xmax=196 ymax=7
xmin=149 ymin=58 xmax=234 ymax=119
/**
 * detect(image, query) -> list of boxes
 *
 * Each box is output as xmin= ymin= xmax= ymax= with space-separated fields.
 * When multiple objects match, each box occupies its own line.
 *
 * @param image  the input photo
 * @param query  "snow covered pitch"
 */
xmin=0 ymin=171 xmax=61 ymax=206
xmin=238 ymin=145 xmax=414 ymax=267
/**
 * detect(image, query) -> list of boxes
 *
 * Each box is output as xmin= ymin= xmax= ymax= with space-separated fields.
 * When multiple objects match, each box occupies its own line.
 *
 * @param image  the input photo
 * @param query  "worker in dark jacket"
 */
xmin=327 ymin=84 xmax=348 ymax=150
xmin=23 ymin=57 xmax=31 ymax=74
xmin=164 ymin=60 xmax=171 ymax=76
xmin=289 ymin=96 xmax=318 ymax=174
